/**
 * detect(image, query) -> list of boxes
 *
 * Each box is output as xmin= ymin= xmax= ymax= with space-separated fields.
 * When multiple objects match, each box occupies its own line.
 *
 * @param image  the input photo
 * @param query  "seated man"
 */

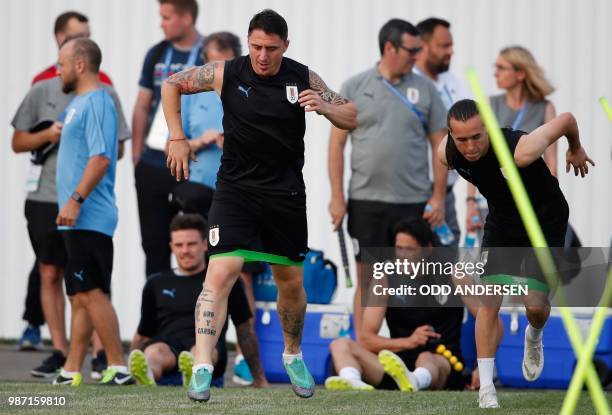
xmin=129 ymin=213 xmax=268 ymax=387
xmin=326 ymin=219 xmax=465 ymax=391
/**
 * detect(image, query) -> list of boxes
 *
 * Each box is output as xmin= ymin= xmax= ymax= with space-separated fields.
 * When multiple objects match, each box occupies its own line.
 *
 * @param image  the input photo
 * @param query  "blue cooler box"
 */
xmin=496 ymin=309 xmax=612 ymax=388
xmin=255 ymin=302 xmax=352 ymax=384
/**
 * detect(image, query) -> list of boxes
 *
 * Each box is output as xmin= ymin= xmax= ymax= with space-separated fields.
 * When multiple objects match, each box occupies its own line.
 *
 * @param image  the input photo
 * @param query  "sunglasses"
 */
xmin=398 ymin=45 xmax=422 ymax=55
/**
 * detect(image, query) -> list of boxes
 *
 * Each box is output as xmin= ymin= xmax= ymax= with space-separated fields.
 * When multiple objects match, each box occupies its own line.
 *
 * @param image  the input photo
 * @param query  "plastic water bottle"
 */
xmin=425 ymin=204 xmax=455 ymax=245
xmin=464 ymin=216 xmax=480 ymax=248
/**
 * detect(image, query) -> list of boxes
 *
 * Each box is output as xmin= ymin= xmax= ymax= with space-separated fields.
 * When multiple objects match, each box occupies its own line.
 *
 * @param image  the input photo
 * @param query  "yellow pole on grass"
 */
xmin=562 ymin=267 xmax=612 ymax=412
xmin=599 ymin=97 xmax=612 ymax=121
xmin=465 ymin=69 xmax=610 ymax=415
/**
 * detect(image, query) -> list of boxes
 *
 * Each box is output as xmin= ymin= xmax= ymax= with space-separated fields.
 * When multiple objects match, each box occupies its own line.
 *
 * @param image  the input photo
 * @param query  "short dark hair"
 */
xmin=378 ymin=19 xmax=419 ymax=55
xmin=65 ymin=37 xmax=102 ymax=73
xmin=159 ymin=0 xmax=198 ymax=22
xmin=416 ymin=17 xmax=451 ymax=41
xmin=54 ymin=11 xmax=88 ymax=35
xmin=447 ymin=99 xmax=479 ymax=131
xmin=248 ymin=9 xmax=288 ymax=41
xmin=169 ymin=213 xmax=208 ymax=240
xmin=202 ymin=31 xmax=242 ymax=62
xmin=393 ymin=218 xmax=437 ymax=247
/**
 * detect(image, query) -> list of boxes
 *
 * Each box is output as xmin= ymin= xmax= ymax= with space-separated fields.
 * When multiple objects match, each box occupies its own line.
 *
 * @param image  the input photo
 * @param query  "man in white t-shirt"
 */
xmin=414 ymin=17 xmax=470 ymax=247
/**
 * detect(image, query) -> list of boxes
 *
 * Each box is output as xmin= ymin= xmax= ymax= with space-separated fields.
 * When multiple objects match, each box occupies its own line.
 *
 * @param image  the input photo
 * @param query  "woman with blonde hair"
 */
xmin=466 ymin=46 xmax=558 ymax=236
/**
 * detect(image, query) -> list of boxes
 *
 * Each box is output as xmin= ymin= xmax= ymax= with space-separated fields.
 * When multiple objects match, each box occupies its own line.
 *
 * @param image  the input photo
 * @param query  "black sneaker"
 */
xmin=31 ymin=350 xmax=66 ymax=378
xmin=100 ymin=368 xmax=136 ymax=385
xmin=91 ymin=350 xmax=107 ymax=380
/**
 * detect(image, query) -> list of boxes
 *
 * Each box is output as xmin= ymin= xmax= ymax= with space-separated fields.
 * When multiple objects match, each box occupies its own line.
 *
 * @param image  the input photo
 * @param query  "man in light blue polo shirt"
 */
xmin=53 ymin=37 xmax=133 ymax=386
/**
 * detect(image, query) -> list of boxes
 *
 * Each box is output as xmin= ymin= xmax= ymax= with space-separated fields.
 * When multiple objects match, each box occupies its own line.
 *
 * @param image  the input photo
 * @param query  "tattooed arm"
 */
xmin=236 ymin=319 xmax=269 ymax=387
xmin=161 ymin=61 xmax=225 ymax=180
xmin=297 ymin=70 xmax=357 ymax=130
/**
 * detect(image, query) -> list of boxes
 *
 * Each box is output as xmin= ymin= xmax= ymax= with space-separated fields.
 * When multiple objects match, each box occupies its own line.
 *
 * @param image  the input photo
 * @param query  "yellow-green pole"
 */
xmin=599 ymin=97 xmax=612 ymax=121
xmin=465 ymin=69 xmax=609 ymax=415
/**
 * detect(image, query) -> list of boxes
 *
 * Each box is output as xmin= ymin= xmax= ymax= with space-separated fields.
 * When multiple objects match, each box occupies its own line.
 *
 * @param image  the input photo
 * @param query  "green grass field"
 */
xmin=1 ymin=383 xmax=609 ymax=415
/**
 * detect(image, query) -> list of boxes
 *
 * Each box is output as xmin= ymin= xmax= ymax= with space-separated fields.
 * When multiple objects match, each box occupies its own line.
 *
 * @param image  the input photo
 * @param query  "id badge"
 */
xmin=146 ymin=105 xmax=170 ymax=151
xmin=26 ymin=164 xmax=43 ymax=192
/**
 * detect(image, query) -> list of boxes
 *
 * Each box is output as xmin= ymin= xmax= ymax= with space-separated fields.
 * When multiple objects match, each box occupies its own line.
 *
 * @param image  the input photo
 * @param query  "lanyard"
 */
xmin=442 ymin=84 xmax=454 ymax=107
xmin=511 ymin=104 xmax=526 ymax=130
xmin=380 ymin=77 xmax=428 ymax=131
xmin=161 ymin=35 xmax=202 ymax=80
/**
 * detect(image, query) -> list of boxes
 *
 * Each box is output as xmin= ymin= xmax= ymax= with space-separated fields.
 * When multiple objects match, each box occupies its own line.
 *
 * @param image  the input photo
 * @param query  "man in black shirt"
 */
xmin=438 ymin=99 xmax=594 ymax=408
xmin=162 ymin=10 xmax=357 ymax=401
xmin=128 ymin=214 xmax=267 ymax=388
xmin=325 ymin=219 xmax=464 ymax=392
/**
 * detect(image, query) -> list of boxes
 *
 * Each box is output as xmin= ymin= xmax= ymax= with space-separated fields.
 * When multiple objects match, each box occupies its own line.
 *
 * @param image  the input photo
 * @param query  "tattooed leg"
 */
xmin=272 ymin=265 xmax=307 ymax=355
xmin=236 ymin=319 xmax=269 ymax=387
xmin=193 ymin=256 xmax=243 ymax=365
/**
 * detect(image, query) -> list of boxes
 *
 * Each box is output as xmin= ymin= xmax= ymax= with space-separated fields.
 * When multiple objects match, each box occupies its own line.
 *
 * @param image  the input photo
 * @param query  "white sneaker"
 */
xmin=522 ymin=327 xmax=544 ymax=381
xmin=478 ymin=384 xmax=499 ymax=408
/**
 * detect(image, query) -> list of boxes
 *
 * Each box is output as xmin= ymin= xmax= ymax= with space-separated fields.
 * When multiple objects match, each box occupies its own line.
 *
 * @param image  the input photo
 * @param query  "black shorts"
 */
xmin=144 ymin=336 xmax=195 ymax=372
xmin=481 ymin=207 xmax=568 ymax=292
xmin=24 ymin=200 xmax=67 ymax=267
xmin=347 ymin=199 xmax=426 ymax=260
xmin=62 ymin=230 xmax=113 ymax=296
xmin=207 ymin=181 xmax=308 ymax=265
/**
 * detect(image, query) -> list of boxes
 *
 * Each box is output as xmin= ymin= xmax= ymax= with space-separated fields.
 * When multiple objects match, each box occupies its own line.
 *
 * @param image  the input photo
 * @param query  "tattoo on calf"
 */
xmin=198 ymin=288 xmax=214 ymax=303
xmin=309 ymin=70 xmax=349 ymax=105
xmin=166 ymin=62 xmax=218 ymax=95
xmin=277 ymin=302 xmax=306 ymax=347
xmin=236 ymin=322 xmax=265 ymax=380
xmin=197 ymin=327 xmax=217 ymax=336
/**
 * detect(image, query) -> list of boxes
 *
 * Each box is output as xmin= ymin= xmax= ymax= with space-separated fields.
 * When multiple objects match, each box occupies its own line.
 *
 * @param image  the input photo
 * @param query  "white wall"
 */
xmin=1 ymin=0 xmax=610 ymax=340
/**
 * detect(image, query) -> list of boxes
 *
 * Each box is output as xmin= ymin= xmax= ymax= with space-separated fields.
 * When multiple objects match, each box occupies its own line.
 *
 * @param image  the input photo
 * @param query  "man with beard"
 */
xmin=414 ymin=17 xmax=470 ymax=247
xmin=128 ymin=214 xmax=268 ymax=388
xmin=52 ymin=37 xmax=133 ymax=386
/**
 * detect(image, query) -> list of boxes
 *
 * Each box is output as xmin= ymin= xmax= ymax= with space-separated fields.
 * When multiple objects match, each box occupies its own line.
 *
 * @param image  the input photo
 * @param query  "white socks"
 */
xmin=526 ymin=324 xmax=543 ymax=342
xmin=339 ymin=366 xmax=371 ymax=388
xmin=60 ymin=369 xmax=79 ymax=377
xmin=193 ymin=363 xmax=214 ymax=374
xmin=413 ymin=367 xmax=432 ymax=390
xmin=282 ymin=352 xmax=302 ymax=365
xmin=478 ymin=358 xmax=496 ymax=388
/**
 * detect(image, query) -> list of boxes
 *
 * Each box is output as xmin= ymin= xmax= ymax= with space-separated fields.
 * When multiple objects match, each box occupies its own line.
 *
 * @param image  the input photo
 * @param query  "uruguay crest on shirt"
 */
xmin=286 ymin=84 xmax=299 ymax=104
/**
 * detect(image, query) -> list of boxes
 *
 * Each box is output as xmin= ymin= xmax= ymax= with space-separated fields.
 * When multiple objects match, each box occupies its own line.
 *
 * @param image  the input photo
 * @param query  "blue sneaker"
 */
xmin=188 ymin=367 xmax=212 ymax=402
xmin=18 ymin=325 xmax=42 ymax=351
xmin=283 ymin=356 xmax=315 ymax=398
xmin=232 ymin=355 xmax=254 ymax=386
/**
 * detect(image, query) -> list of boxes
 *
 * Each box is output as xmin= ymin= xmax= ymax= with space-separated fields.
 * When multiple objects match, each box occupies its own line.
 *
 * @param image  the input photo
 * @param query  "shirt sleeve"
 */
xmin=84 ymin=97 xmax=110 ymax=158
xmin=427 ymin=82 xmax=448 ymax=133
xmin=138 ymin=46 xmax=157 ymax=91
xmin=11 ymin=86 xmax=43 ymax=131
xmin=137 ymin=279 xmax=158 ymax=337
xmin=105 ymin=86 xmax=131 ymax=142
xmin=227 ymin=279 xmax=252 ymax=327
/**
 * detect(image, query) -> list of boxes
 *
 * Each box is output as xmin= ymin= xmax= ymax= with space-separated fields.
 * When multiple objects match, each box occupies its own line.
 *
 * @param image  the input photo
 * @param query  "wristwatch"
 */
xmin=71 ymin=191 xmax=85 ymax=204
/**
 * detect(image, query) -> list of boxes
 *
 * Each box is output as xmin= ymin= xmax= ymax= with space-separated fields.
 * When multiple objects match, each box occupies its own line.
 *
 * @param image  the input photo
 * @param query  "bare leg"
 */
xmin=235 ymin=319 xmax=269 ymax=387
xmin=475 ymin=296 xmax=503 ymax=358
xmin=92 ymin=331 xmax=104 ymax=355
xmin=235 ymin=271 xmax=256 ymax=358
xmin=271 ymin=265 xmax=306 ymax=354
xmin=329 ymin=337 xmax=384 ymax=386
xmin=63 ymin=295 xmax=94 ymax=372
xmin=193 ymin=256 xmax=243 ymax=365
xmin=39 ymin=263 xmax=68 ymax=353
xmin=352 ymin=262 xmax=365 ymax=339
xmin=79 ymin=289 xmax=125 ymax=366
xmin=144 ymin=342 xmax=177 ymax=380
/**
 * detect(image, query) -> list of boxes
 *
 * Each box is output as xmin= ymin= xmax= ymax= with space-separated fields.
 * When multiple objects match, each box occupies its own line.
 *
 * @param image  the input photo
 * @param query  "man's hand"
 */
xmin=466 ymin=200 xmax=483 ymax=232
xmin=423 ymin=196 xmax=445 ymax=227
xmin=193 ymin=129 xmax=223 ymax=151
xmin=403 ymin=325 xmax=440 ymax=349
xmin=46 ymin=122 xmax=63 ymax=143
xmin=329 ymin=196 xmax=347 ymax=231
xmin=298 ymin=89 xmax=329 ymax=116
xmin=466 ymin=368 xmax=480 ymax=390
xmin=167 ymin=138 xmax=195 ymax=181
xmin=56 ymin=199 xmax=81 ymax=227
xmin=566 ymin=146 xmax=594 ymax=177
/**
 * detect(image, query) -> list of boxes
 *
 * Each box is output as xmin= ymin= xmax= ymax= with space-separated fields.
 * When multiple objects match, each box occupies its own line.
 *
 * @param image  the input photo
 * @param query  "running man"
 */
xmin=439 ymin=99 xmax=594 ymax=408
xmin=162 ymin=9 xmax=357 ymax=401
